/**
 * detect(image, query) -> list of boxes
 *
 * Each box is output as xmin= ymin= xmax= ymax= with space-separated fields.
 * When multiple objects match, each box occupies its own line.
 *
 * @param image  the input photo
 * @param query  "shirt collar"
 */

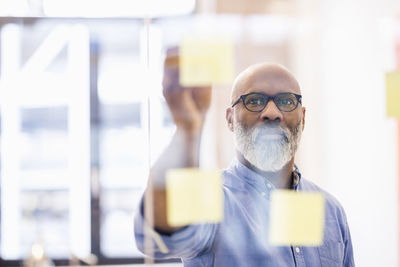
xmin=226 ymin=157 xmax=302 ymax=191
xmin=292 ymin=165 xmax=301 ymax=189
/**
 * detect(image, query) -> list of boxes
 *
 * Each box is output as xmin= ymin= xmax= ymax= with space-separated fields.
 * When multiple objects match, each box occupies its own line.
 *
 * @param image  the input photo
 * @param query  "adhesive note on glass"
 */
xmin=179 ymin=35 xmax=234 ymax=86
xmin=386 ymin=71 xmax=400 ymax=118
xmin=166 ymin=168 xmax=223 ymax=227
xmin=269 ymin=190 xmax=325 ymax=246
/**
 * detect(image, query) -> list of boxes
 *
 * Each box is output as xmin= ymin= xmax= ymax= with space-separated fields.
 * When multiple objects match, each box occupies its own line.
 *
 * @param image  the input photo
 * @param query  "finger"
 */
xmin=191 ymin=86 xmax=212 ymax=112
xmin=165 ymin=46 xmax=179 ymax=59
xmin=163 ymin=47 xmax=182 ymax=98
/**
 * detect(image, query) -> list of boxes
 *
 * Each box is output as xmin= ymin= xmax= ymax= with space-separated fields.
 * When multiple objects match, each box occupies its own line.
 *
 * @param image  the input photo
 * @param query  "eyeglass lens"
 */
xmin=243 ymin=93 xmax=298 ymax=112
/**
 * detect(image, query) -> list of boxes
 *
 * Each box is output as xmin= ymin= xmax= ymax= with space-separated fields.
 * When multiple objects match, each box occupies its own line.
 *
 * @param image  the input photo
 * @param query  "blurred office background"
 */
xmin=0 ymin=0 xmax=399 ymax=266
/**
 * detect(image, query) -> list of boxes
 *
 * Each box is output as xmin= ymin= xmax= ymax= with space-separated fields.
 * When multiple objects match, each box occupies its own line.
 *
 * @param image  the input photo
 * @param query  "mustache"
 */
xmin=252 ymin=124 xmax=290 ymax=142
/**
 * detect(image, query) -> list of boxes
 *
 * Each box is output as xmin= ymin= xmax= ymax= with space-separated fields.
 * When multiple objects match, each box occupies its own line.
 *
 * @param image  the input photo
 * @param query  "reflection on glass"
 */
xmin=19 ymin=106 xmax=70 ymax=258
xmin=99 ymin=100 xmax=175 ymax=257
xmin=99 ymin=102 xmax=146 ymax=257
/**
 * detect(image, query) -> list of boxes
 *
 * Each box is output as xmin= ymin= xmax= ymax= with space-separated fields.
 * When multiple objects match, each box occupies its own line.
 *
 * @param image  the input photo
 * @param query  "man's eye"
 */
xmin=280 ymin=98 xmax=294 ymax=105
xmin=249 ymin=99 xmax=262 ymax=105
xmin=247 ymin=98 xmax=263 ymax=106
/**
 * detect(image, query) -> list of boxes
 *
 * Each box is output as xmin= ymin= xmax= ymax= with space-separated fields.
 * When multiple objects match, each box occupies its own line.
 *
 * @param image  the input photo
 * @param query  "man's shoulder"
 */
xmin=299 ymin=178 xmax=347 ymax=216
xmin=298 ymin=177 xmax=325 ymax=191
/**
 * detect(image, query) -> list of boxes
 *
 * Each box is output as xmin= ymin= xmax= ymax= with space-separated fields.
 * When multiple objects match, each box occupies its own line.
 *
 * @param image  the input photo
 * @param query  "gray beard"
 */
xmin=234 ymin=122 xmax=302 ymax=172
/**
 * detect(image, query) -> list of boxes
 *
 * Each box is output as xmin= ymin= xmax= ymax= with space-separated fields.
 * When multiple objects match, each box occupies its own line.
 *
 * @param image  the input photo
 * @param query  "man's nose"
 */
xmin=260 ymin=100 xmax=283 ymax=122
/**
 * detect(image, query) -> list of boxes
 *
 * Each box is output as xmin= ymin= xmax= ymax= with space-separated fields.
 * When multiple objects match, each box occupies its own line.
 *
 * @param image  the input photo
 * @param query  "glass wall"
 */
xmin=0 ymin=18 xmax=176 ymax=263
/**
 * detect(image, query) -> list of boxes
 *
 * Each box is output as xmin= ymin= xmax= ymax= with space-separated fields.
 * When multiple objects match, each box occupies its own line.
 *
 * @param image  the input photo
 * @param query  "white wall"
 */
xmin=319 ymin=1 xmax=399 ymax=266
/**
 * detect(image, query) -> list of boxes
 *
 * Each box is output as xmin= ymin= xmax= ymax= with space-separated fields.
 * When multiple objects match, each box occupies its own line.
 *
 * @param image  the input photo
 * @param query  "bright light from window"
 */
xmin=0 ymin=0 xmax=29 ymax=16
xmin=42 ymin=0 xmax=195 ymax=17
xmin=31 ymin=243 xmax=45 ymax=260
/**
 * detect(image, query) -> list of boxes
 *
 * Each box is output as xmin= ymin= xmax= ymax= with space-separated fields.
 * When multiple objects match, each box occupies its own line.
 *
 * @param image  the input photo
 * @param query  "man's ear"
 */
xmin=226 ymin=107 xmax=234 ymax=132
xmin=302 ymin=106 xmax=306 ymax=131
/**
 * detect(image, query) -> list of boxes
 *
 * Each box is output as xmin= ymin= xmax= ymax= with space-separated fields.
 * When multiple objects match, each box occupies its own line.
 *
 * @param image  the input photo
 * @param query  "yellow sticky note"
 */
xmin=180 ymin=35 xmax=234 ymax=86
xmin=166 ymin=168 xmax=223 ymax=227
xmin=386 ymin=71 xmax=400 ymax=118
xmin=269 ymin=190 xmax=325 ymax=246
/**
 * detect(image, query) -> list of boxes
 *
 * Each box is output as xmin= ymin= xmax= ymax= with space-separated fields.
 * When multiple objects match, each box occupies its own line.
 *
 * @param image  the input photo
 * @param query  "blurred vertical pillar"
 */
xmin=0 ymin=23 xmax=21 ymax=259
xmin=195 ymin=0 xmax=220 ymax=169
xmin=68 ymin=24 xmax=91 ymax=258
xmin=395 ymin=22 xmax=400 ymax=267
xmin=141 ymin=23 xmax=163 ymax=166
xmin=140 ymin=18 xmax=158 ymax=264
xmin=89 ymin=39 xmax=101 ymax=258
xmin=289 ymin=0 xmax=324 ymax=186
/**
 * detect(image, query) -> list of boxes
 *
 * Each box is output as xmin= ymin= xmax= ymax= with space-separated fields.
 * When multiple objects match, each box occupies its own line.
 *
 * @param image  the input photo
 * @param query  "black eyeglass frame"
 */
xmin=231 ymin=92 xmax=302 ymax=112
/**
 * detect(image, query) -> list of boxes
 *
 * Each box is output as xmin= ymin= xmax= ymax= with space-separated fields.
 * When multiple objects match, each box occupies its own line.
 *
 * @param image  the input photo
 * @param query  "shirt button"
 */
xmin=261 ymin=192 xmax=266 ymax=196
xmin=267 ymin=184 xmax=272 ymax=189
xmin=295 ymin=247 xmax=300 ymax=253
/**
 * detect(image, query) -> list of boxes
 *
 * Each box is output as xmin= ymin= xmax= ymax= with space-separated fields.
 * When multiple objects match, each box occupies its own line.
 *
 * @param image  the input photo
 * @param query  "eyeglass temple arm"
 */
xmin=297 ymin=95 xmax=302 ymax=104
xmin=231 ymin=96 xmax=244 ymax=108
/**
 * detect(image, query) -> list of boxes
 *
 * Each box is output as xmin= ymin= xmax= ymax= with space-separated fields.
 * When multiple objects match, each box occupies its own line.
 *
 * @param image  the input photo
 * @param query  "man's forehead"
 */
xmin=231 ymin=63 xmax=301 ymax=101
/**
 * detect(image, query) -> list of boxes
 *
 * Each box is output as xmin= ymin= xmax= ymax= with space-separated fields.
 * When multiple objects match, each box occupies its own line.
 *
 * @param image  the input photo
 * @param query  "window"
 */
xmin=0 ymin=18 xmax=176 ymax=265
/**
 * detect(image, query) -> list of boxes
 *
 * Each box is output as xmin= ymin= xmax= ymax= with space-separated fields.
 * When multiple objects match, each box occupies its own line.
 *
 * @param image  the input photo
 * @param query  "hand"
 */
xmin=162 ymin=47 xmax=212 ymax=134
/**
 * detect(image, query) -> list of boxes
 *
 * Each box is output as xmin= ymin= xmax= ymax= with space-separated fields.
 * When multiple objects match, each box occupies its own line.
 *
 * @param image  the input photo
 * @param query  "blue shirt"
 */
xmin=134 ymin=158 xmax=355 ymax=267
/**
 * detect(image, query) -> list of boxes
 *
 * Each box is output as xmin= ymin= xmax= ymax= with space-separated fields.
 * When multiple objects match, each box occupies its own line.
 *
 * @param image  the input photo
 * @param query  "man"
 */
xmin=134 ymin=51 xmax=355 ymax=266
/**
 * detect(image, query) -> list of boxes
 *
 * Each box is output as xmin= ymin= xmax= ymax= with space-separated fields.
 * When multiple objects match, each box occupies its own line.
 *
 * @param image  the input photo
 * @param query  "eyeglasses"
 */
xmin=231 ymin=92 xmax=302 ymax=112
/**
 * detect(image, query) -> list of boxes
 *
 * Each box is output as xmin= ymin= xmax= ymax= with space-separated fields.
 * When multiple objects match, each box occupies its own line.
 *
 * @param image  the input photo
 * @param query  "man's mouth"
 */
xmin=258 ymin=129 xmax=286 ymax=141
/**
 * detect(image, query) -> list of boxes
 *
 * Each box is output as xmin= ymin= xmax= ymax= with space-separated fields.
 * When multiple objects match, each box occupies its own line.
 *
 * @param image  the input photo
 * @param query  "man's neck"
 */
xmin=236 ymin=152 xmax=295 ymax=189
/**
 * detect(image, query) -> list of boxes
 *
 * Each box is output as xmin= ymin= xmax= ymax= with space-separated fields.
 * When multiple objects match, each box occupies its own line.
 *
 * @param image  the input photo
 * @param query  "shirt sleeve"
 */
xmin=342 ymin=211 xmax=355 ymax=267
xmin=133 ymin=197 xmax=218 ymax=260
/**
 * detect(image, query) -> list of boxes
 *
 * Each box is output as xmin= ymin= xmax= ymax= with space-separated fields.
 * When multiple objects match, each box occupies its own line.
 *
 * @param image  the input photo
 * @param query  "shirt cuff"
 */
xmin=134 ymin=197 xmax=217 ymax=259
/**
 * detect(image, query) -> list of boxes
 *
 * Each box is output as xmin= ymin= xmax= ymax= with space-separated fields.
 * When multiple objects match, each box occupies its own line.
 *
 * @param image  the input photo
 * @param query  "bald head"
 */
xmin=231 ymin=63 xmax=301 ymax=103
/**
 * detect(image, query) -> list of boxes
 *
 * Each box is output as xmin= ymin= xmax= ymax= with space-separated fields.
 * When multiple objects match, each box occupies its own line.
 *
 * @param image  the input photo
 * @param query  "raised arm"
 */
xmin=144 ymin=48 xmax=212 ymax=233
